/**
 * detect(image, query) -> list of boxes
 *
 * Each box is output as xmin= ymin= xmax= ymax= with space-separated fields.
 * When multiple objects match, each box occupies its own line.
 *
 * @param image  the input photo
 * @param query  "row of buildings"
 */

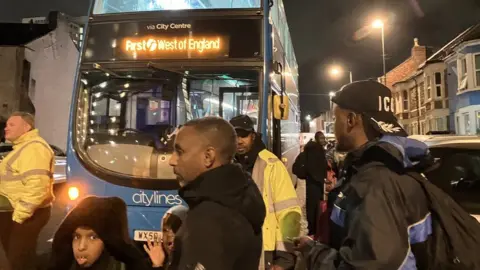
xmin=385 ymin=25 xmax=480 ymax=135
xmin=0 ymin=12 xmax=85 ymax=149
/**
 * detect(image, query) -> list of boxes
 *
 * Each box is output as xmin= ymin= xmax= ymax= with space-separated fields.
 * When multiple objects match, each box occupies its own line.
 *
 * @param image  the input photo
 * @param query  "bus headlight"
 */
xmin=68 ymin=186 xmax=80 ymax=201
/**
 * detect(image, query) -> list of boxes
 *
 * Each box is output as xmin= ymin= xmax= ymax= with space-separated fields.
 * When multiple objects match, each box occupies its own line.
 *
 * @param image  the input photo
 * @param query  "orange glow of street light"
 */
xmin=329 ymin=66 xmax=343 ymax=77
xmin=372 ymin=19 xmax=384 ymax=29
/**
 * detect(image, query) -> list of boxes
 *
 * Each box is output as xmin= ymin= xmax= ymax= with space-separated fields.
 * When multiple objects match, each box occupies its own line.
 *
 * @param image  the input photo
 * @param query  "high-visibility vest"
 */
xmin=0 ymin=129 xmax=54 ymax=224
xmin=251 ymin=149 xmax=302 ymax=258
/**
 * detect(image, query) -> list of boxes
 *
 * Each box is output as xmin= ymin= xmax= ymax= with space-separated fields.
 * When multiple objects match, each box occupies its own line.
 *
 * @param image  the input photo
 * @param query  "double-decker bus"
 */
xmin=67 ymin=0 xmax=300 ymax=242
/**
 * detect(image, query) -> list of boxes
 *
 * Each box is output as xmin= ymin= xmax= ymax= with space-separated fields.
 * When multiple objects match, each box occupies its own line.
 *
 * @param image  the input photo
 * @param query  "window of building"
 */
xmin=403 ymin=90 xmax=408 ymax=111
xmin=464 ymin=113 xmax=471 ymax=135
xmin=459 ymin=57 xmax=468 ymax=91
xmin=429 ymin=118 xmax=435 ymax=132
xmin=412 ymin=122 xmax=418 ymax=135
xmin=426 ymin=76 xmax=431 ymax=99
xmin=419 ymin=82 xmax=425 ymax=105
xmin=420 ymin=121 xmax=426 ymax=135
xmin=435 ymin=72 xmax=442 ymax=97
xmin=476 ymin=111 xmax=480 ymax=135
xmin=456 ymin=116 xmax=460 ymax=133
xmin=436 ymin=117 xmax=446 ymax=131
xmin=475 ymin=54 xmax=480 ymax=87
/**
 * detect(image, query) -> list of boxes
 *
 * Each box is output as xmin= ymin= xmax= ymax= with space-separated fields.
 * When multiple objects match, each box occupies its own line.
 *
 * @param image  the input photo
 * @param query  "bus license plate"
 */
xmin=134 ymin=230 xmax=162 ymax=242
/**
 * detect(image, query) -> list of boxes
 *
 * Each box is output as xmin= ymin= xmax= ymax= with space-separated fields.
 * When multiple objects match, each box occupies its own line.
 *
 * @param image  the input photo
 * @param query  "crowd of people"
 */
xmin=1 ymin=80 xmax=480 ymax=270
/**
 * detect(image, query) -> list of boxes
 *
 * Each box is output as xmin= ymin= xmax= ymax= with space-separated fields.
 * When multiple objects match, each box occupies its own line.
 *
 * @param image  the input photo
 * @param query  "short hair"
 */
xmin=10 ymin=111 xmax=35 ymax=129
xmin=183 ymin=117 xmax=237 ymax=163
xmin=362 ymin=118 xmax=382 ymax=141
xmin=314 ymin=131 xmax=325 ymax=142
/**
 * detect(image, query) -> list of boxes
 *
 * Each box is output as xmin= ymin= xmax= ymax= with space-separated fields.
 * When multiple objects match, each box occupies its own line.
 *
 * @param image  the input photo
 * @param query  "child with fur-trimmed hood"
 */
xmin=47 ymin=196 xmax=164 ymax=270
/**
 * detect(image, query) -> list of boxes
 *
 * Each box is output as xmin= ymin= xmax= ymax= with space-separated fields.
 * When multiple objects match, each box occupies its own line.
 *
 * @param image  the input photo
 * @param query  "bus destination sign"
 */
xmin=122 ymin=36 xmax=229 ymax=59
xmin=82 ymin=18 xmax=261 ymax=62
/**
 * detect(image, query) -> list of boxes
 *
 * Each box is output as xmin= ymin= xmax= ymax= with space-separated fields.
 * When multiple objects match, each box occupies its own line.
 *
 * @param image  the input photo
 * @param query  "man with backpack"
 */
xmin=294 ymin=81 xmax=440 ymax=269
xmin=293 ymin=131 xmax=328 ymax=236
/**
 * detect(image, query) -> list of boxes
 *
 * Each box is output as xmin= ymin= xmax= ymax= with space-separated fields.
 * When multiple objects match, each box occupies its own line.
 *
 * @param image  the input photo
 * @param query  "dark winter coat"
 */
xmin=170 ymin=163 xmax=266 ymax=270
xmin=303 ymin=139 xmax=328 ymax=185
xmin=47 ymin=196 xmax=158 ymax=270
xmin=306 ymin=136 xmax=433 ymax=269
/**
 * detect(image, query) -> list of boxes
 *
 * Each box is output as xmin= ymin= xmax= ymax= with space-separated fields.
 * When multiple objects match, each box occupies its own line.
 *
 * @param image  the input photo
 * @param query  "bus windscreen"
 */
xmin=74 ymin=68 xmax=259 ymax=183
xmin=93 ymin=0 xmax=261 ymax=15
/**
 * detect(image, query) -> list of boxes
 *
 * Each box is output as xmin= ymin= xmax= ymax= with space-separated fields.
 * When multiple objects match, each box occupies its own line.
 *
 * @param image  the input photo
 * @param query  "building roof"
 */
xmin=0 ymin=11 xmax=61 ymax=46
xmin=393 ymin=24 xmax=480 ymax=88
xmin=0 ymin=23 xmax=54 ymax=46
xmin=424 ymin=24 xmax=480 ymax=63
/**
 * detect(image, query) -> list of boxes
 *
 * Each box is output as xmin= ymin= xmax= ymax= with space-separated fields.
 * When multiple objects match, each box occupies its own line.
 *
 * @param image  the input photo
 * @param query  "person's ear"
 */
xmin=346 ymin=112 xmax=357 ymax=127
xmin=204 ymin=147 xmax=216 ymax=168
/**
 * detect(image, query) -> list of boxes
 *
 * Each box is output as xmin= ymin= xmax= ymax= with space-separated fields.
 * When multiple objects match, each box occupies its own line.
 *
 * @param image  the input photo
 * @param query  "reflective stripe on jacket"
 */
xmin=0 ymin=129 xmax=55 ymax=224
xmin=252 ymin=149 xmax=302 ymax=254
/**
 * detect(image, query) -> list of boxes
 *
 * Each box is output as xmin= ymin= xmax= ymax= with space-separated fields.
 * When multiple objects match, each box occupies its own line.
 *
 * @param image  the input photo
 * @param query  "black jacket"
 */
xmin=236 ymin=133 xmax=266 ymax=174
xmin=48 ymin=196 xmax=157 ymax=270
xmin=304 ymin=140 xmax=328 ymax=184
xmin=170 ymin=163 xmax=266 ymax=270
xmin=306 ymin=137 xmax=432 ymax=269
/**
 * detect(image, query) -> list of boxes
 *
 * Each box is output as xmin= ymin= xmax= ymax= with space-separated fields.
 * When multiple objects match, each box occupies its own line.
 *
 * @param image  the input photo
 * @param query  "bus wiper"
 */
xmin=92 ymin=63 xmax=167 ymax=82
xmin=147 ymin=62 xmax=204 ymax=80
xmin=93 ymin=63 xmax=121 ymax=77
xmin=148 ymin=62 xmax=256 ymax=82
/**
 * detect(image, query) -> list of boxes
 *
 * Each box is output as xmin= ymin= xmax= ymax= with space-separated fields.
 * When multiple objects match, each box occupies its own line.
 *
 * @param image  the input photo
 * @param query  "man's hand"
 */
xmin=144 ymin=239 xmax=165 ymax=268
xmin=293 ymin=236 xmax=315 ymax=253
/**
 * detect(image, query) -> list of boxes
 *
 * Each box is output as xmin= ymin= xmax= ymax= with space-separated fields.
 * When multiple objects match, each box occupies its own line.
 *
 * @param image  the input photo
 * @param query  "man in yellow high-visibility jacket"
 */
xmin=230 ymin=115 xmax=301 ymax=270
xmin=0 ymin=112 xmax=54 ymax=270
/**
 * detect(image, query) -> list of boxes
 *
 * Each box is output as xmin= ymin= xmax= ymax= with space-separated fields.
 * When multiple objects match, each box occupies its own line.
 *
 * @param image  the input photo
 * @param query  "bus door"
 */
xmin=219 ymin=86 xmax=259 ymax=130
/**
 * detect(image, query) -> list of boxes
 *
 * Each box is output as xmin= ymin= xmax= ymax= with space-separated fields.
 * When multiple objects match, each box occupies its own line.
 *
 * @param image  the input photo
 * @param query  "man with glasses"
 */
xmin=230 ymin=115 xmax=301 ymax=270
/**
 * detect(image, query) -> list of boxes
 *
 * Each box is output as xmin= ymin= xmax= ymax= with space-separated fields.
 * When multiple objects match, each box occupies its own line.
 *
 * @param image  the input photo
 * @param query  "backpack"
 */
xmin=406 ymin=171 xmax=480 ymax=269
xmin=292 ymin=151 xmax=307 ymax=179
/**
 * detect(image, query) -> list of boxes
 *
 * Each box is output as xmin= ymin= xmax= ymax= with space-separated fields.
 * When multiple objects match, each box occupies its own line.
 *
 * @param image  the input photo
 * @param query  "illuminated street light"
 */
xmin=329 ymin=91 xmax=336 ymax=97
xmin=329 ymin=66 xmax=342 ymax=77
xmin=328 ymin=65 xmax=353 ymax=83
xmin=305 ymin=115 xmax=312 ymax=121
xmin=371 ymin=18 xmax=386 ymax=84
xmin=372 ymin=19 xmax=384 ymax=29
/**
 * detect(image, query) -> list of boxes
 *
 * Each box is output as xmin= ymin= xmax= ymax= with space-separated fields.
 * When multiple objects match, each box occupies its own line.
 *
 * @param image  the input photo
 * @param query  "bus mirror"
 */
xmin=268 ymin=95 xmax=289 ymax=120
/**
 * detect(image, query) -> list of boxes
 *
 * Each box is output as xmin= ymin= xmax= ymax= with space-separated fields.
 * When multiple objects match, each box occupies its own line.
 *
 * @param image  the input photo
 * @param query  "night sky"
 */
xmin=2 ymin=0 xmax=480 ymax=117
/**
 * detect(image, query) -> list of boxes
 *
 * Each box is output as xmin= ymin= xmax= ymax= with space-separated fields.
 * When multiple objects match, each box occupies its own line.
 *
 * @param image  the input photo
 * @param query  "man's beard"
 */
xmin=335 ymin=135 xmax=353 ymax=153
xmin=178 ymin=177 xmax=187 ymax=187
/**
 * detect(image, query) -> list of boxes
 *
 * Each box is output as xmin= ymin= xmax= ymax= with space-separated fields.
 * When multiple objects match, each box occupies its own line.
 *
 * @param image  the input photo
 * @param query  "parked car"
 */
xmin=0 ymin=143 xmax=66 ymax=184
xmin=410 ymin=135 xmax=480 ymax=222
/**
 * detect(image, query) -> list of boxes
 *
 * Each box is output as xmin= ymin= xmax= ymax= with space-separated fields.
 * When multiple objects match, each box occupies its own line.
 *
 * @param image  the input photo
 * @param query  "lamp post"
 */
xmin=329 ymin=91 xmax=336 ymax=124
xmin=328 ymin=91 xmax=335 ymax=110
xmin=372 ymin=19 xmax=386 ymax=85
xmin=328 ymin=65 xmax=353 ymax=83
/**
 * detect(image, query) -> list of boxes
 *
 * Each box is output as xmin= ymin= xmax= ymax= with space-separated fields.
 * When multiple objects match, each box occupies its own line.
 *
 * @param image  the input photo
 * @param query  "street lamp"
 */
xmin=328 ymin=65 xmax=353 ymax=83
xmin=372 ymin=19 xmax=386 ymax=85
xmin=305 ymin=115 xmax=312 ymax=122
xmin=328 ymin=91 xmax=336 ymax=112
